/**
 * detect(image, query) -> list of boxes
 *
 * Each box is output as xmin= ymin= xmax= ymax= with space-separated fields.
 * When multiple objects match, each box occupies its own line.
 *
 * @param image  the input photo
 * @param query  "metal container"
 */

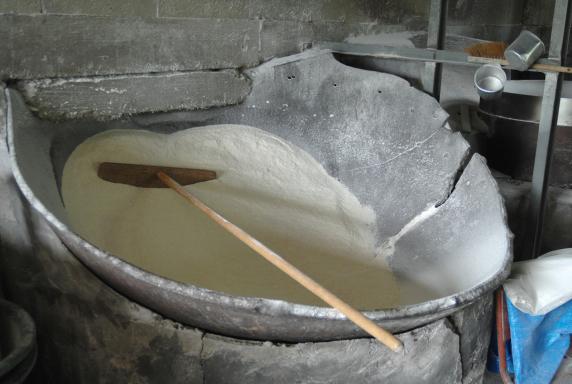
xmin=478 ymin=80 xmax=572 ymax=185
xmin=6 ymin=51 xmax=512 ymax=342
xmin=505 ymin=31 xmax=545 ymax=71
xmin=474 ymin=64 xmax=507 ymax=100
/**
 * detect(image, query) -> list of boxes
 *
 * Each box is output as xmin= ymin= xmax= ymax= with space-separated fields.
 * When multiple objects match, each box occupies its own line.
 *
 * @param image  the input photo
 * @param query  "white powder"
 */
xmin=62 ymin=125 xmax=399 ymax=309
xmin=344 ymin=31 xmax=419 ymax=47
xmin=377 ymin=204 xmax=439 ymax=259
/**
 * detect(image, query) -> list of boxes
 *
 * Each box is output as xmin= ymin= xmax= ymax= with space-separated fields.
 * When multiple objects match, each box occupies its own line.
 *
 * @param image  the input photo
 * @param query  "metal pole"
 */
xmin=525 ymin=0 xmax=571 ymax=259
xmin=423 ymin=0 xmax=448 ymax=100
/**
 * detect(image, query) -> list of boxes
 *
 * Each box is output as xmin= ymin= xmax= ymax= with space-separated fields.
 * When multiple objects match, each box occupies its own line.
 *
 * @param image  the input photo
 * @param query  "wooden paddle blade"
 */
xmin=98 ymin=162 xmax=216 ymax=188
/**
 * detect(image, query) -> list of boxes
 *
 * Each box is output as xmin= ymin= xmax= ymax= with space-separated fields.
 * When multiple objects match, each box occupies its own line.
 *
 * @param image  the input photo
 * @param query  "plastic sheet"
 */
xmin=505 ymin=296 xmax=572 ymax=384
xmin=504 ymin=249 xmax=572 ymax=315
xmin=501 ymin=249 xmax=572 ymax=383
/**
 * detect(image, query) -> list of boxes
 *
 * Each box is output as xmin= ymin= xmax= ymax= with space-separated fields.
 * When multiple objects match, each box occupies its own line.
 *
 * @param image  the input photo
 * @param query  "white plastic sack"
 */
xmin=504 ymin=248 xmax=572 ymax=315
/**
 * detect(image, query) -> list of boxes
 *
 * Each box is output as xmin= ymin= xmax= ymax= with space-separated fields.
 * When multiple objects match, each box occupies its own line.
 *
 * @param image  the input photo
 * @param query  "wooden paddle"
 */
xmin=98 ymin=162 xmax=217 ymax=187
xmin=96 ymin=162 xmax=403 ymax=351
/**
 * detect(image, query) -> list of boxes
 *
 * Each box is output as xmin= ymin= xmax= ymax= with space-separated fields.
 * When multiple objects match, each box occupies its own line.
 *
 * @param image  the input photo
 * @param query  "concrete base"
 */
xmin=0 ymin=210 xmax=493 ymax=383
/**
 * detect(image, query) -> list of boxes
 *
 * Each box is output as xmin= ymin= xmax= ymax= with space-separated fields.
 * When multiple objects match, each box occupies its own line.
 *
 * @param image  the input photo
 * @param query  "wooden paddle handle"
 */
xmin=531 ymin=63 xmax=572 ymax=74
xmin=157 ymin=172 xmax=403 ymax=352
xmin=468 ymin=56 xmax=572 ymax=74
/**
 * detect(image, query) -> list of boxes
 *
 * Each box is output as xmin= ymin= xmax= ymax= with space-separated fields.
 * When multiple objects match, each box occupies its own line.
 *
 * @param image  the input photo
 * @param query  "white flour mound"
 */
xmin=62 ymin=125 xmax=399 ymax=309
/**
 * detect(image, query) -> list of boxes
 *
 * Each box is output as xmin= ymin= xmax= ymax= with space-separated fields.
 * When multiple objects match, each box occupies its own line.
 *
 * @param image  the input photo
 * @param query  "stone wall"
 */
xmin=0 ymin=0 xmax=536 ymax=121
xmin=0 ymin=0 xmax=536 ymax=81
xmin=0 ymin=0 xmax=427 ymax=80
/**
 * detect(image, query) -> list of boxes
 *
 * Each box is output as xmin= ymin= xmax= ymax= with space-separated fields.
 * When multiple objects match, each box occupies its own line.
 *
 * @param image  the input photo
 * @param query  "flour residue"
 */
xmin=344 ymin=30 xmax=420 ymax=47
xmin=62 ymin=125 xmax=399 ymax=309
xmin=377 ymin=204 xmax=439 ymax=259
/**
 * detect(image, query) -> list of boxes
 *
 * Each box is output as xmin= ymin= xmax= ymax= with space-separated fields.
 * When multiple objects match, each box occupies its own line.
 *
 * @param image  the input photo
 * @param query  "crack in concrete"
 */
xmin=343 ymin=130 xmax=440 ymax=173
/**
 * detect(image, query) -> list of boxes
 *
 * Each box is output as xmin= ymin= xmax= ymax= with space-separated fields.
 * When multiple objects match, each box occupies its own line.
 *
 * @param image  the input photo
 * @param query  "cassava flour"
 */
xmin=62 ymin=125 xmax=399 ymax=309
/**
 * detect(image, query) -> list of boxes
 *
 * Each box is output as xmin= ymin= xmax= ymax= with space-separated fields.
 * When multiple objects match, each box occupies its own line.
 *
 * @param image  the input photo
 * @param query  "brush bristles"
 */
xmin=464 ymin=42 xmax=507 ymax=59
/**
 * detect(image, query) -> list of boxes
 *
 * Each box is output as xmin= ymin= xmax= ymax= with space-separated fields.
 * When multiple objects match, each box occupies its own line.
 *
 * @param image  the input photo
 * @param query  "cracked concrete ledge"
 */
xmin=16 ymin=70 xmax=252 ymax=121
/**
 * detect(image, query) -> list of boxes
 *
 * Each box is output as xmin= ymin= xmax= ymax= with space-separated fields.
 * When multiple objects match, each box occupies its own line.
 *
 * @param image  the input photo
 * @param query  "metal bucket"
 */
xmin=6 ymin=51 xmax=512 ymax=342
xmin=474 ymin=64 xmax=507 ymax=100
xmin=505 ymin=31 xmax=545 ymax=71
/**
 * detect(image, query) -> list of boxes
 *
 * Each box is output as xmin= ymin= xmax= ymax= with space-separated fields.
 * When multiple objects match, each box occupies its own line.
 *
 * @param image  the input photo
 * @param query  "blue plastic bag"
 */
xmin=505 ymin=295 xmax=572 ymax=384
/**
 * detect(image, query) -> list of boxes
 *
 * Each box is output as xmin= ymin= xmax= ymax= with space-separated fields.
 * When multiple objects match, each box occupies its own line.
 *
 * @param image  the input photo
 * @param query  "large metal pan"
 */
xmin=6 ymin=51 xmax=512 ymax=342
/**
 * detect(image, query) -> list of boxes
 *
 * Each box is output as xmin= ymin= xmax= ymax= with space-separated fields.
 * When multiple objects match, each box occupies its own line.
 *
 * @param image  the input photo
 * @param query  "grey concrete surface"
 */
xmin=0 ymin=15 xmax=418 ymax=79
xmin=201 ymin=320 xmax=462 ymax=384
xmin=451 ymin=293 xmax=494 ymax=384
xmin=43 ymin=0 xmax=157 ymax=17
xmin=523 ymin=0 xmax=556 ymax=28
xmin=447 ymin=0 xmax=526 ymax=27
xmin=18 ymin=70 xmax=251 ymax=120
xmin=159 ymin=0 xmax=250 ymax=20
xmin=0 ymin=0 xmax=544 ymax=80
xmin=0 ymin=15 xmax=263 ymax=78
xmin=0 ymin=0 xmax=41 ymax=13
